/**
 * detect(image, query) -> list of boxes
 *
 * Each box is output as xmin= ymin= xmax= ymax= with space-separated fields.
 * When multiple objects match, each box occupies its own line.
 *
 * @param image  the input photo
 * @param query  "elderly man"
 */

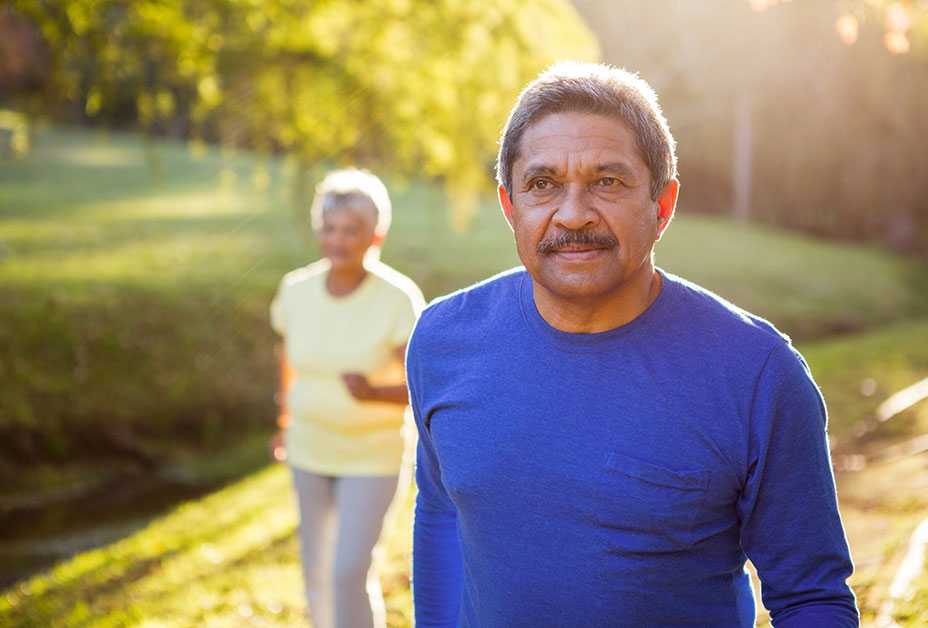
xmin=407 ymin=62 xmax=858 ymax=627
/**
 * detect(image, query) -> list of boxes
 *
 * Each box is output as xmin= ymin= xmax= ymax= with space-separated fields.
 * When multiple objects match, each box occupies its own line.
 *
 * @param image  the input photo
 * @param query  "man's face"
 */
xmin=500 ymin=112 xmax=677 ymax=303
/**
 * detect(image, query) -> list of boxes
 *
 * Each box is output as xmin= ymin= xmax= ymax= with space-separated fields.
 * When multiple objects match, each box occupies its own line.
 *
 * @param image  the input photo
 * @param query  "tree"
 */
xmin=5 ymin=0 xmax=599 ymax=228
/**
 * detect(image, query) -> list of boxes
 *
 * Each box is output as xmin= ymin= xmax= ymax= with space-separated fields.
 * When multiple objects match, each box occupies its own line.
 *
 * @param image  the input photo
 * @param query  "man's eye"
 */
xmin=597 ymin=177 xmax=619 ymax=187
xmin=532 ymin=179 xmax=553 ymax=191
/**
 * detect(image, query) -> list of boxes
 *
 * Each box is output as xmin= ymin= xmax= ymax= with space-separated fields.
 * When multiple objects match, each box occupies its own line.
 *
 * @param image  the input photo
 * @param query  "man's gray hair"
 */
xmin=496 ymin=62 xmax=677 ymax=200
xmin=310 ymin=168 xmax=393 ymax=236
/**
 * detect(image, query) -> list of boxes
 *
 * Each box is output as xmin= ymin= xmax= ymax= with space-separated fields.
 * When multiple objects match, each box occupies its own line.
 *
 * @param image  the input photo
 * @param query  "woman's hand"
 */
xmin=342 ymin=372 xmax=410 ymax=405
xmin=269 ymin=430 xmax=286 ymax=462
xmin=342 ymin=372 xmax=378 ymax=401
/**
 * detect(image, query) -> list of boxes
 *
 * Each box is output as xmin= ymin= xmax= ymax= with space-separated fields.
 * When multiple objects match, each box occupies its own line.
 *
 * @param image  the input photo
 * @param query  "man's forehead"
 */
xmin=515 ymin=112 xmax=646 ymax=175
xmin=523 ymin=133 xmax=628 ymax=154
xmin=515 ymin=140 xmax=643 ymax=179
xmin=518 ymin=155 xmax=637 ymax=178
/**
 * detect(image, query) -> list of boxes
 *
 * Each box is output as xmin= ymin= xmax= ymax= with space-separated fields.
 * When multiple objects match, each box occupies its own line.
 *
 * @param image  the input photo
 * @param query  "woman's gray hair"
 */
xmin=496 ymin=62 xmax=677 ymax=201
xmin=310 ymin=168 xmax=393 ymax=236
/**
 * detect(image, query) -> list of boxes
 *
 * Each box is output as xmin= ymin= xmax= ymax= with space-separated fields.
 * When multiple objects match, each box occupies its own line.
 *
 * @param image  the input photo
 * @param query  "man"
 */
xmin=407 ymin=62 xmax=858 ymax=627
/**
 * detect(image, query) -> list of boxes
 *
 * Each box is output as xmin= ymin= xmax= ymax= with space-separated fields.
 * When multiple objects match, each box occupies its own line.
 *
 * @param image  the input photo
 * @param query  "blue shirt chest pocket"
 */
xmin=594 ymin=452 xmax=711 ymax=552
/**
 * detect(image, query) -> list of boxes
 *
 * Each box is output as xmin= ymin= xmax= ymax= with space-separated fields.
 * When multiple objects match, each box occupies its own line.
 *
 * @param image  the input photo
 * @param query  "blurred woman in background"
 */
xmin=270 ymin=169 xmax=424 ymax=628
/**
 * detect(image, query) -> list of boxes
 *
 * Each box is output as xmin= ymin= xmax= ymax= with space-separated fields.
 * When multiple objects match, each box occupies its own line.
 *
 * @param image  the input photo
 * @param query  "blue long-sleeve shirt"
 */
xmin=407 ymin=268 xmax=858 ymax=627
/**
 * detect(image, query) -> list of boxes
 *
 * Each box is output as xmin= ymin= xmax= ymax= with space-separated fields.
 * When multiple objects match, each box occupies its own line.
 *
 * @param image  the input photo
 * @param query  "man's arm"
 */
xmin=738 ymin=343 xmax=859 ymax=627
xmin=407 ymin=328 xmax=463 ymax=627
xmin=413 ymin=438 xmax=463 ymax=627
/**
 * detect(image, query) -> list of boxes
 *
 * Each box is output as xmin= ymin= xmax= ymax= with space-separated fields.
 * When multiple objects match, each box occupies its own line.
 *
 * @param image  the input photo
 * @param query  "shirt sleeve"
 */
xmin=407 ymin=320 xmax=464 ymax=627
xmin=738 ymin=343 xmax=859 ymax=627
xmin=269 ymin=278 xmax=287 ymax=336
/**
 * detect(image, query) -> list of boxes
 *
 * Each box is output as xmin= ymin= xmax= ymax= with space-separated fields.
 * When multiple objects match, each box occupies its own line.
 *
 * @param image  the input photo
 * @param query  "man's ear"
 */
xmin=655 ymin=178 xmax=680 ymax=240
xmin=498 ymin=184 xmax=515 ymax=231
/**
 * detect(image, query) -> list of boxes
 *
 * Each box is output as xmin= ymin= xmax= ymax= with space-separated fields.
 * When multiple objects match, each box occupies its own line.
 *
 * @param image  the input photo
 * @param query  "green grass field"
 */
xmin=804 ymin=319 xmax=928 ymax=441
xmin=2 ymin=127 xmax=927 ymax=626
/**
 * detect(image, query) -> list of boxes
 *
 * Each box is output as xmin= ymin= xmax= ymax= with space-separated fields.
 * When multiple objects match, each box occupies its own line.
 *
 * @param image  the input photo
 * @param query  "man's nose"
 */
xmin=552 ymin=184 xmax=598 ymax=230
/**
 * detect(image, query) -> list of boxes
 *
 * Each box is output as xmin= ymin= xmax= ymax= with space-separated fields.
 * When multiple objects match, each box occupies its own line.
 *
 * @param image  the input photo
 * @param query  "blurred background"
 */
xmin=1 ymin=1 xmax=927 ymax=626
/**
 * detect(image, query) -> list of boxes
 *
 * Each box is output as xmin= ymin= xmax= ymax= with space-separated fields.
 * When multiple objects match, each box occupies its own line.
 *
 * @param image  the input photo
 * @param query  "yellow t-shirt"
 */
xmin=270 ymin=259 xmax=425 ymax=476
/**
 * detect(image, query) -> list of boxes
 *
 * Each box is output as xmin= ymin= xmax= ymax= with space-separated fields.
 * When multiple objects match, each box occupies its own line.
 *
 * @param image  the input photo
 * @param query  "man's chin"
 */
xmin=532 ymin=267 xmax=621 ymax=302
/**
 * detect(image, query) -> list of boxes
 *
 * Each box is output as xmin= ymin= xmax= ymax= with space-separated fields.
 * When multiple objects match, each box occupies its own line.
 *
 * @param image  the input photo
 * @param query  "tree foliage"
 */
xmin=6 ymin=0 xmax=598 ymax=226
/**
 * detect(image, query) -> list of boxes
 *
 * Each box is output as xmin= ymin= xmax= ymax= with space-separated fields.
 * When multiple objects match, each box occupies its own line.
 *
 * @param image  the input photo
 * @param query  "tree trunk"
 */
xmin=733 ymin=89 xmax=753 ymax=223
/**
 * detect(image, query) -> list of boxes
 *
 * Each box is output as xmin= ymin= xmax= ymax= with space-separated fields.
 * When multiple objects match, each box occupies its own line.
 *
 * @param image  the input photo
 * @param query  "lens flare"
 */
xmin=884 ymin=30 xmax=911 ymax=54
xmin=836 ymin=14 xmax=859 ymax=45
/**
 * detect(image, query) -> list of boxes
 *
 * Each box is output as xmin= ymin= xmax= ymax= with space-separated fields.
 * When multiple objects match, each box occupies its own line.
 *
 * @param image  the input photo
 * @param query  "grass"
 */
xmin=896 ymin=566 xmax=928 ymax=627
xmin=2 ymin=126 xmax=925 ymax=468
xmin=805 ymin=323 xmax=928 ymax=627
xmin=4 ymin=320 xmax=927 ymax=627
xmin=659 ymin=218 xmax=927 ymax=339
xmin=838 ymin=443 xmax=928 ymax=626
xmin=1 ymin=465 xmax=312 ymax=626
xmin=803 ymin=319 xmax=928 ymax=441
xmin=0 ymin=464 xmax=415 ymax=627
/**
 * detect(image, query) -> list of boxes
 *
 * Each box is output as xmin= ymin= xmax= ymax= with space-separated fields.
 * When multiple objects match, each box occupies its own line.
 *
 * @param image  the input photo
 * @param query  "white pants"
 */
xmin=290 ymin=467 xmax=399 ymax=628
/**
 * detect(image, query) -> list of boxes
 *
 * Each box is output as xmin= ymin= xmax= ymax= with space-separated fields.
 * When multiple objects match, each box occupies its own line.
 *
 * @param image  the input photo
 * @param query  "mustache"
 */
xmin=536 ymin=230 xmax=618 ymax=255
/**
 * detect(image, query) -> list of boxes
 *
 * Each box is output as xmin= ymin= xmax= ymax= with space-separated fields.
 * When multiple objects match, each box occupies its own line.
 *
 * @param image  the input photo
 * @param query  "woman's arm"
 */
xmin=341 ymin=344 xmax=410 ymax=406
xmin=270 ymin=343 xmax=290 ymax=461
xmin=277 ymin=343 xmax=292 ymax=428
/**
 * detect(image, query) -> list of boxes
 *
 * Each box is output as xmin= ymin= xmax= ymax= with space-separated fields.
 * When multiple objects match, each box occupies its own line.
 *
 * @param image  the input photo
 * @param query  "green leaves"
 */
xmin=9 ymin=0 xmax=599 ymax=229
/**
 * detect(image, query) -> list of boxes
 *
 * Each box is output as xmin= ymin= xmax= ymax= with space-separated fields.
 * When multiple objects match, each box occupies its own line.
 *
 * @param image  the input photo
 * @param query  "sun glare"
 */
xmin=836 ymin=14 xmax=860 ymax=45
xmin=885 ymin=30 xmax=912 ymax=53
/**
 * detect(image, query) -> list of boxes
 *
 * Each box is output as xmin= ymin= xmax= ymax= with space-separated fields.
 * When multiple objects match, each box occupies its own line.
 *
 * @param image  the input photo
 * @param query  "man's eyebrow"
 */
xmin=520 ymin=164 xmax=561 ymax=183
xmin=594 ymin=162 xmax=637 ymax=177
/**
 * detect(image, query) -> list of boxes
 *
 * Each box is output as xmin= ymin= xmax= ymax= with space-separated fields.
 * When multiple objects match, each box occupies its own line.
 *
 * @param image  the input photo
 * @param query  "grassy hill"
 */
xmin=2 ymin=126 xmax=925 ymax=470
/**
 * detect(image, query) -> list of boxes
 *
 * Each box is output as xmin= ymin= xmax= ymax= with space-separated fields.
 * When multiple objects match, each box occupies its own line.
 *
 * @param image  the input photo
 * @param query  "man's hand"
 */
xmin=342 ymin=372 xmax=378 ymax=401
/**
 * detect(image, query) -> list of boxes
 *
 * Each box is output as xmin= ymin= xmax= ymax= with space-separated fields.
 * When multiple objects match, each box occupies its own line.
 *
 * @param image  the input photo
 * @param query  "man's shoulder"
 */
xmin=423 ymin=266 xmax=524 ymax=318
xmin=414 ymin=266 xmax=525 ymax=337
xmin=663 ymin=270 xmax=791 ymax=351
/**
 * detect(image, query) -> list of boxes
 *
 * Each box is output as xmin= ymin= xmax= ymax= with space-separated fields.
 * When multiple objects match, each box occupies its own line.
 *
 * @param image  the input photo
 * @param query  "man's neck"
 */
xmin=532 ymin=262 xmax=662 ymax=334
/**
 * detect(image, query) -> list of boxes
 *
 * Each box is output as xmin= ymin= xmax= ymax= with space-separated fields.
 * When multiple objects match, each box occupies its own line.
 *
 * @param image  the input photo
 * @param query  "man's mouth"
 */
xmin=551 ymin=246 xmax=608 ymax=261
xmin=554 ymin=243 xmax=605 ymax=252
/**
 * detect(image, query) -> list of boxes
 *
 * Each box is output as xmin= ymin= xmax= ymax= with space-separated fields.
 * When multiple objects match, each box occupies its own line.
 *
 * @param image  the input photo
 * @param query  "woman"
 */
xmin=270 ymin=169 xmax=424 ymax=628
